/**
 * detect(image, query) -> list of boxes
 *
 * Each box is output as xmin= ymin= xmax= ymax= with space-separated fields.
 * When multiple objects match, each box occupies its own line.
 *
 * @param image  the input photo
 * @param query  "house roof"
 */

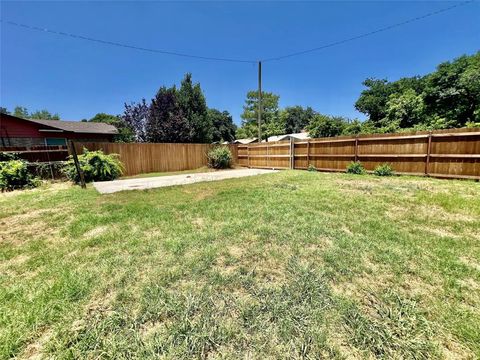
xmin=265 ymin=132 xmax=311 ymax=142
xmin=234 ymin=138 xmax=258 ymax=144
xmin=25 ymin=118 xmax=118 ymax=134
xmin=0 ymin=114 xmax=119 ymax=135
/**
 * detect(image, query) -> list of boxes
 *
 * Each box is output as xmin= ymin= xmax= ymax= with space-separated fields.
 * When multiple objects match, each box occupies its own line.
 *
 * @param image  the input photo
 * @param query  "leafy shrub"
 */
xmin=207 ymin=147 xmax=232 ymax=169
xmin=63 ymin=149 xmax=123 ymax=183
xmin=374 ymin=163 xmax=395 ymax=176
xmin=308 ymin=164 xmax=317 ymax=172
xmin=0 ymin=152 xmax=19 ymax=161
xmin=0 ymin=159 xmax=40 ymax=191
xmin=346 ymin=161 xmax=366 ymax=175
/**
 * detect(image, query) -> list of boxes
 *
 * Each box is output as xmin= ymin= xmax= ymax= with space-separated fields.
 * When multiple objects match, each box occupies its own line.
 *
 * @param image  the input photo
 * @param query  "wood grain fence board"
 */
xmin=241 ymin=127 xmax=480 ymax=179
xmin=74 ymin=142 xmax=237 ymax=176
xmin=73 ymin=127 xmax=480 ymax=179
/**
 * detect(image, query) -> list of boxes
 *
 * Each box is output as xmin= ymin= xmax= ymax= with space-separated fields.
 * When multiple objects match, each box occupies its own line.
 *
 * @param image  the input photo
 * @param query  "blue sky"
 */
xmin=1 ymin=1 xmax=479 ymax=126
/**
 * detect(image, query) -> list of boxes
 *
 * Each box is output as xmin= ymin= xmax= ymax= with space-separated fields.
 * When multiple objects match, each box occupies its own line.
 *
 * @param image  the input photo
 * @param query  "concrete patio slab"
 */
xmin=93 ymin=168 xmax=278 ymax=194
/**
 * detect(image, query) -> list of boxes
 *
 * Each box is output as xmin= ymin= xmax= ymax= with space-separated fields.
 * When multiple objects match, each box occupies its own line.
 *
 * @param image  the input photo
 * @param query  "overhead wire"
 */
xmin=0 ymin=1 xmax=474 ymax=64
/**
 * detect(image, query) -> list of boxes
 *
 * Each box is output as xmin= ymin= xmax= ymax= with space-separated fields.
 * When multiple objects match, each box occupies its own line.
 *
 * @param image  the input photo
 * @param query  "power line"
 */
xmin=0 ymin=0 xmax=474 ymax=64
xmin=0 ymin=20 xmax=257 ymax=64
xmin=261 ymin=0 xmax=475 ymax=62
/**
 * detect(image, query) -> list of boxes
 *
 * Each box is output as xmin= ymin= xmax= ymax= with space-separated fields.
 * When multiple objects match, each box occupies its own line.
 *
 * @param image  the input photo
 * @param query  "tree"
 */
xmin=354 ymin=79 xmax=394 ymax=126
xmin=307 ymin=114 xmax=347 ymax=138
xmin=240 ymin=91 xmax=281 ymax=140
xmin=424 ymin=52 xmax=480 ymax=126
xmin=342 ymin=119 xmax=363 ymax=135
xmin=280 ymin=106 xmax=316 ymax=134
xmin=147 ymin=86 xmax=191 ymax=143
xmin=0 ymin=107 xmax=10 ymax=115
xmin=384 ymin=89 xmax=425 ymax=129
xmin=13 ymin=106 xmax=29 ymax=119
xmin=30 ymin=109 xmax=60 ymax=120
xmin=122 ymin=99 xmax=149 ymax=142
xmin=207 ymin=109 xmax=237 ymax=143
xmin=177 ymin=73 xmax=213 ymax=143
xmin=9 ymin=106 xmax=61 ymax=120
xmin=88 ymin=113 xmax=135 ymax=143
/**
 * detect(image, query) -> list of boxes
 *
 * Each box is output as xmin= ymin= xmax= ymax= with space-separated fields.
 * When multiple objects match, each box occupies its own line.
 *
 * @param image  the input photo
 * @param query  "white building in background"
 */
xmin=263 ymin=132 xmax=311 ymax=142
xmin=232 ymin=138 xmax=258 ymax=144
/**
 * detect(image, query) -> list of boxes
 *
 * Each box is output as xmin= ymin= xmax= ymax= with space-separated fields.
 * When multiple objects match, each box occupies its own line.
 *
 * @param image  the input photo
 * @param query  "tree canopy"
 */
xmin=240 ymin=91 xmax=281 ymax=140
xmin=1 ymin=106 xmax=60 ymax=120
xmin=355 ymin=52 xmax=480 ymax=132
xmin=121 ymin=73 xmax=236 ymax=143
xmin=85 ymin=113 xmax=135 ymax=143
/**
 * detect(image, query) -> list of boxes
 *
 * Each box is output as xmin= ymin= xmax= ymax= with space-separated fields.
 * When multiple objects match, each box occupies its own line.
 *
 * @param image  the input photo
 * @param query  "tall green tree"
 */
xmin=9 ymin=106 xmax=61 ymax=120
xmin=355 ymin=52 xmax=480 ymax=131
xmin=240 ymin=91 xmax=281 ymax=140
xmin=307 ymin=114 xmax=347 ymax=138
xmin=30 ymin=109 xmax=60 ymax=120
xmin=178 ymin=73 xmax=213 ymax=143
xmin=424 ymin=52 xmax=480 ymax=126
xmin=87 ymin=113 xmax=135 ymax=143
xmin=13 ymin=106 xmax=29 ymax=119
xmin=147 ymin=86 xmax=191 ymax=143
xmin=280 ymin=106 xmax=316 ymax=134
xmin=384 ymin=89 xmax=425 ymax=129
xmin=207 ymin=109 xmax=237 ymax=142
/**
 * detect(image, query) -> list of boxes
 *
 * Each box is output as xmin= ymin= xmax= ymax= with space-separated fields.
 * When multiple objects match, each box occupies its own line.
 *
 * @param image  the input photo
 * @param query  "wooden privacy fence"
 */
xmin=74 ymin=142 xmax=238 ymax=176
xmin=238 ymin=127 xmax=480 ymax=180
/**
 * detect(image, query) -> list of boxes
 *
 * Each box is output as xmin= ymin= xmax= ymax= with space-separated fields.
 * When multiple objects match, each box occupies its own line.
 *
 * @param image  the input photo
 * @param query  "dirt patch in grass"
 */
xmin=460 ymin=256 xmax=480 ymax=272
xmin=191 ymin=217 xmax=206 ymax=229
xmin=441 ymin=335 xmax=476 ymax=359
xmin=418 ymin=226 xmax=461 ymax=239
xmin=418 ymin=204 xmax=476 ymax=223
xmin=0 ymin=209 xmax=63 ymax=246
xmin=19 ymin=328 xmax=53 ymax=360
xmin=182 ymin=187 xmax=216 ymax=201
xmin=82 ymin=226 xmax=110 ymax=239
xmin=1 ymin=253 xmax=30 ymax=267
xmin=458 ymin=278 xmax=480 ymax=291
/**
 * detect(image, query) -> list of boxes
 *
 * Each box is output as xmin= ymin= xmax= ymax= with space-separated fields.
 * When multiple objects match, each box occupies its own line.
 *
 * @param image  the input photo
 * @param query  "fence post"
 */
xmin=266 ymin=142 xmax=269 ymax=168
xmin=68 ymin=141 xmax=86 ymax=189
xmin=290 ymin=137 xmax=294 ymax=169
xmin=354 ymin=135 xmax=359 ymax=162
xmin=306 ymin=139 xmax=310 ymax=168
xmin=425 ymin=131 xmax=432 ymax=176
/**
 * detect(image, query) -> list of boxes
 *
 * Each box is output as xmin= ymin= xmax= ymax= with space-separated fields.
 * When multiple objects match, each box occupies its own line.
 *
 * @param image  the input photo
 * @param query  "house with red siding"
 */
xmin=0 ymin=114 xmax=118 ymax=147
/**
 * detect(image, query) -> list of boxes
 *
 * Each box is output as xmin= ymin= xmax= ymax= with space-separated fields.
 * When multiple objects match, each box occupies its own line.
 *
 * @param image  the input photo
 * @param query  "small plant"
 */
xmin=0 ymin=159 xmax=40 ymax=191
xmin=63 ymin=149 xmax=123 ymax=183
xmin=0 ymin=152 xmax=19 ymax=162
xmin=346 ymin=161 xmax=366 ymax=175
xmin=374 ymin=163 xmax=395 ymax=176
xmin=207 ymin=147 xmax=232 ymax=169
xmin=307 ymin=164 xmax=317 ymax=172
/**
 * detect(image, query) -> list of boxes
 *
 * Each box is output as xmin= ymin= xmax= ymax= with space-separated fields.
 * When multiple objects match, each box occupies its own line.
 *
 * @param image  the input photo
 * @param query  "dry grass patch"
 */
xmin=460 ymin=256 xmax=480 ymax=272
xmin=18 ymin=328 xmax=53 ymax=360
xmin=82 ymin=225 xmax=111 ymax=239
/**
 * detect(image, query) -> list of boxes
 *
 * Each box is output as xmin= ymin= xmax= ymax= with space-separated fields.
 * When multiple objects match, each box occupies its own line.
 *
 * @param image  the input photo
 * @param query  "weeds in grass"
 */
xmin=1 ymin=171 xmax=479 ymax=358
xmin=343 ymin=290 xmax=437 ymax=358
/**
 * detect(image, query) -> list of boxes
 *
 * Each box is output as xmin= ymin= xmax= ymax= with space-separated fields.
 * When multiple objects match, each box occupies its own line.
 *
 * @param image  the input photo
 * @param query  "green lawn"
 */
xmin=1 ymin=171 xmax=479 ymax=359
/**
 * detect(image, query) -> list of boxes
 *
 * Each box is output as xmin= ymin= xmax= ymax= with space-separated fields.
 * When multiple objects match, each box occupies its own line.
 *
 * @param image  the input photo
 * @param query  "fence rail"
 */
xmin=0 ymin=145 xmax=69 ymax=163
xmin=75 ymin=142 xmax=238 ymax=176
xmin=238 ymin=127 xmax=480 ymax=180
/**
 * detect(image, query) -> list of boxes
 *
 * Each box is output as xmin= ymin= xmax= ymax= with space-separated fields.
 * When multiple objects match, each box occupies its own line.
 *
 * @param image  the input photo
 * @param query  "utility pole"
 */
xmin=257 ymin=61 xmax=262 ymax=143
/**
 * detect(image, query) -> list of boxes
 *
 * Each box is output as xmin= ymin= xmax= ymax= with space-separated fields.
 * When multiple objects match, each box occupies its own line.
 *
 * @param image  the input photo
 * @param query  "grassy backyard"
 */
xmin=1 ymin=171 xmax=479 ymax=359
